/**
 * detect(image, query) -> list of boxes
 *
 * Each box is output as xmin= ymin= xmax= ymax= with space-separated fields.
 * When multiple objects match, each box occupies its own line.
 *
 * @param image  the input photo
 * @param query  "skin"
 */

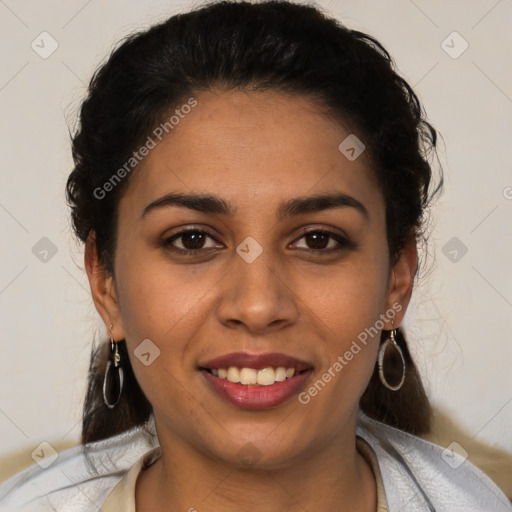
xmin=85 ymin=89 xmax=417 ymax=511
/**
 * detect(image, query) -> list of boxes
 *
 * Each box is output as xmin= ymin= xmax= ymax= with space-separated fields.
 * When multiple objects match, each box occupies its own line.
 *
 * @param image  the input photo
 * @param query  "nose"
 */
xmin=216 ymin=245 xmax=300 ymax=334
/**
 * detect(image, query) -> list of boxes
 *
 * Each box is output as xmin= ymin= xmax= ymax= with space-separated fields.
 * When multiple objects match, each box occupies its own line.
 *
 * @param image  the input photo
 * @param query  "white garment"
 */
xmin=0 ymin=411 xmax=510 ymax=511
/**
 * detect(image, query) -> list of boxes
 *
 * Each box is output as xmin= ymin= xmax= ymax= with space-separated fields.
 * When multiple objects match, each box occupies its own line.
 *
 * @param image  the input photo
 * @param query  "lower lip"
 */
xmin=200 ymin=369 xmax=313 ymax=410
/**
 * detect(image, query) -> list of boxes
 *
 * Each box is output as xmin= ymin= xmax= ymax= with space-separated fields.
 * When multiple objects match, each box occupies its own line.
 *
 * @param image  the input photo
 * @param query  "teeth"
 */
xmin=257 ymin=367 xmax=275 ymax=386
xmin=239 ymin=368 xmax=257 ymax=385
xmin=227 ymin=367 xmax=240 ymax=383
xmin=211 ymin=366 xmax=299 ymax=386
xmin=275 ymin=367 xmax=287 ymax=382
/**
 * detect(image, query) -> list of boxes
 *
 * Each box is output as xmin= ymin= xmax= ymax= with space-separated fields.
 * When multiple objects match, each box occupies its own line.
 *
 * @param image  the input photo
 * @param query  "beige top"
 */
xmin=99 ymin=436 xmax=389 ymax=511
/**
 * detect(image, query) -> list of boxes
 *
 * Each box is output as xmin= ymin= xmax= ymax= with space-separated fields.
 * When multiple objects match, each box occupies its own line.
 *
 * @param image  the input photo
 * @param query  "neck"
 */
xmin=136 ymin=418 xmax=377 ymax=512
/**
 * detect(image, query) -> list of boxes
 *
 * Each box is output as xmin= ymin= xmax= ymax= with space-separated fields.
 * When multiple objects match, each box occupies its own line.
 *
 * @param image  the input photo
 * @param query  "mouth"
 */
xmin=198 ymin=352 xmax=314 ymax=409
xmin=201 ymin=366 xmax=310 ymax=386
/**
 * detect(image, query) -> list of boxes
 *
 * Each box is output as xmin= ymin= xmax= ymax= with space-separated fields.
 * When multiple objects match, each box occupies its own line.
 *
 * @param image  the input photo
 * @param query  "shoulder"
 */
xmin=0 ymin=423 xmax=158 ymax=512
xmin=357 ymin=412 xmax=512 ymax=512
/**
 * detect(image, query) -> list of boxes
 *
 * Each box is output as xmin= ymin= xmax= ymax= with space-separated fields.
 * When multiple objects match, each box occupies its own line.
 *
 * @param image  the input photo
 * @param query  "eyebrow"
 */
xmin=141 ymin=192 xmax=369 ymax=221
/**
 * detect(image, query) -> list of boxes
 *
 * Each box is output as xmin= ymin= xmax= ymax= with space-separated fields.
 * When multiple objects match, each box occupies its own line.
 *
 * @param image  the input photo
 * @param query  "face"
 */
xmin=87 ymin=89 xmax=415 ymax=468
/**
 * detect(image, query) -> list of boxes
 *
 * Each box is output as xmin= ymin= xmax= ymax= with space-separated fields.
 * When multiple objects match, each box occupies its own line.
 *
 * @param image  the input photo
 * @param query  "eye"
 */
xmin=162 ymin=227 xmax=355 ymax=257
xmin=291 ymin=229 xmax=354 ymax=253
xmin=163 ymin=228 xmax=222 ymax=255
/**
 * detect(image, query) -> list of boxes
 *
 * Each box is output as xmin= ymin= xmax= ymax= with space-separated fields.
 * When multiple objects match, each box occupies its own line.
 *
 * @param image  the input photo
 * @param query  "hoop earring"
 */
xmin=378 ymin=328 xmax=406 ymax=391
xmin=103 ymin=324 xmax=124 ymax=409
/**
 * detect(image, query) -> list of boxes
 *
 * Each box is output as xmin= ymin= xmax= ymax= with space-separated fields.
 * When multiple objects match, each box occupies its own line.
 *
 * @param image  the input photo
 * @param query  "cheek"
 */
xmin=298 ymin=275 xmax=384 ymax=431
xmin=115 ymin=244 xmax=212 ymax=342
xmin=114 ymin=248 xmax=218 ymax=395
xmin=299 ymin=251 xmax=388 ymax=394
xmin=307 ymin=254 xmax=389 ymax=332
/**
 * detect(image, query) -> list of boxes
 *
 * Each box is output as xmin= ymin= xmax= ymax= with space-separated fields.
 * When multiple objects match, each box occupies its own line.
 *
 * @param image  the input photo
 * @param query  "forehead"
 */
xmin=118 ymin=89 xmax=383 ymax=219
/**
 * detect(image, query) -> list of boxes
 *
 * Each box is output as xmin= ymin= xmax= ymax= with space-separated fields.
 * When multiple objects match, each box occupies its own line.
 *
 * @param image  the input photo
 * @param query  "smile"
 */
xmin=198 ymin=351 xmax=314 ymax=409
xmin=207 ymin=366 xmax=299 ymax=386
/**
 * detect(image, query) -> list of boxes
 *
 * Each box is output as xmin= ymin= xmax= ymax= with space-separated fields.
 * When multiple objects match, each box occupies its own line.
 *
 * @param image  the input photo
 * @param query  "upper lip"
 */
xmin=198 ymin=351 xmax=313 ymax=372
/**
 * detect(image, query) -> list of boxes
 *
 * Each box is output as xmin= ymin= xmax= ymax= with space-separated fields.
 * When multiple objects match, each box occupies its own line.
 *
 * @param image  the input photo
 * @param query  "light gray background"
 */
xmin=1 ymin=0 xmax=511 ymax=461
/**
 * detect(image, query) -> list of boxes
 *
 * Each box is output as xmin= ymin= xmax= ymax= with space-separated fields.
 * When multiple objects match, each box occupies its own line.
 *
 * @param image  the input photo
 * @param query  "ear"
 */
xmin=84 ymin=232 xmax=125 ymax=341
xmin=383 ymin=236 xmax=418 ymax=329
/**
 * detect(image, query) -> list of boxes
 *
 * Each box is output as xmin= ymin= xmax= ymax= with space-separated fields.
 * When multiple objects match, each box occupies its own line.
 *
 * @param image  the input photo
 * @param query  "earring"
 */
xmin=377 ymin=326 xmax=406 ymax=391
xmin=103 ymin=324 xmax=124 ymax=409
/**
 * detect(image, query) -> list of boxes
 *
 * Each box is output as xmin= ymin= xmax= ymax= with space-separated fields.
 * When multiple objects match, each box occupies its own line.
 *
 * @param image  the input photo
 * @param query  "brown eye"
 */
xmin=304 ymin=232 xmax=330 ymax=250
xmin=179 ymin=231 xmax=207 ymax=250
xmin=293 ymin=229 xmax=353 ymax=253
xmin=163 ymin=229 xmax=221 ymax=255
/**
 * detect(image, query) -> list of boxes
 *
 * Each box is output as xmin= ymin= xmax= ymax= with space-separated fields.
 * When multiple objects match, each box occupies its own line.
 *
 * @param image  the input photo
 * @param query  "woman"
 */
xmin=0 ymin=1 xmax=510 ymax=510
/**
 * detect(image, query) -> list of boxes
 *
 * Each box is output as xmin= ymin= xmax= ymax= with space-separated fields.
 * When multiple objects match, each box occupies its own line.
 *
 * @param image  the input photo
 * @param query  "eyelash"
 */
xmin=162 ymin=227 xmax=355 ymax=257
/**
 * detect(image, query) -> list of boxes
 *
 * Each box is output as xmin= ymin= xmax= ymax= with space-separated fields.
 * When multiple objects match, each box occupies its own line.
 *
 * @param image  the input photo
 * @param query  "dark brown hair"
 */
xmin=66 ymin=0 xmax=442 ymax=444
